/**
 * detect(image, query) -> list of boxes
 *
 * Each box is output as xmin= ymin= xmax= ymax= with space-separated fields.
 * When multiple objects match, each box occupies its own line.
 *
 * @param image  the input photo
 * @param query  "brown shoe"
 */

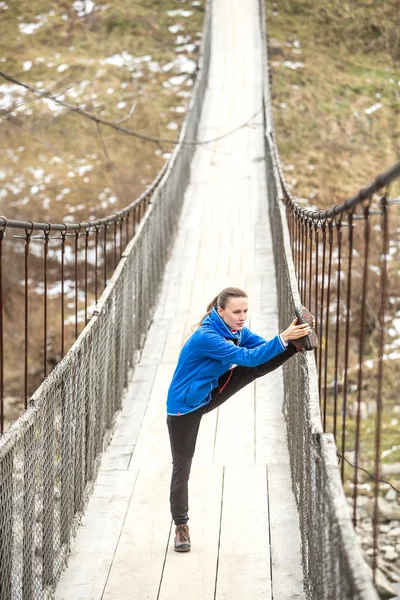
xmin=174 ymin=524 xmax=191 ymax=552
xmin=293 ymin=306 xmax=318 ymax=352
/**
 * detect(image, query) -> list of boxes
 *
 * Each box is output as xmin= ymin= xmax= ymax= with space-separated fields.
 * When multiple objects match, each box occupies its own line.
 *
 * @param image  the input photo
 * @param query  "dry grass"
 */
xmin=0 ymin=0 xmax=205 ymax=223
xmin=266 ymin=0 xmax=400 ymax=204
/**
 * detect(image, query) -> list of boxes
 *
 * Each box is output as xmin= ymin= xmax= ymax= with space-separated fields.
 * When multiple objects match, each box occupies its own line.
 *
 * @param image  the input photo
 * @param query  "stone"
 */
xmin=368 ymin=498 xmax=400 ymax=522
xmin=386 ymin=489 xmax=398 ymax=502
xmin=396 ymin=544 xmax=400 ymax=554
xmin=388 ymin=527 xmax=400 ymax=538
xmin=375 ymin=567 xmax=398 ymax=598
xmin=381 ymin=463 xmax=400 ymax=476
xmin=383 ymin=546 xmax=398 ymax=561
xmin=348 ymin=400 xmax=368 ymax=420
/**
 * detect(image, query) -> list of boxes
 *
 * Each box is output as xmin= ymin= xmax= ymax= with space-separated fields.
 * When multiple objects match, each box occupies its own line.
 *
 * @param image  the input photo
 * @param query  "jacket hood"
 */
xmin=201 ymin=306 xmax=242 ymax=343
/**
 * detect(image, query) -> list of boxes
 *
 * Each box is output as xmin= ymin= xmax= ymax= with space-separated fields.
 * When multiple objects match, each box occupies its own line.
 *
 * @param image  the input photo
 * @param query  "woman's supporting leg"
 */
xmin=205 ymin=343 xmax=297 ymax=413
xmin=167 ymin=408 xmax=203 ymax=524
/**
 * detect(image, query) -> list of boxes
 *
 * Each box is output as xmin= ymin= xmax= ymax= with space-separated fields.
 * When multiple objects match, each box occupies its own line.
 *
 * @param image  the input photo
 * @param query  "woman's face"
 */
xmin=217 ymin=297 xmax=248 ymax=331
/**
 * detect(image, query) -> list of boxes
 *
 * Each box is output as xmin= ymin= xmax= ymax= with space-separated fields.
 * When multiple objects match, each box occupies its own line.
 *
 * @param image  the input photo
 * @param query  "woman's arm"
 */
xmin=199 ymin=330 xmax=286 ymax=367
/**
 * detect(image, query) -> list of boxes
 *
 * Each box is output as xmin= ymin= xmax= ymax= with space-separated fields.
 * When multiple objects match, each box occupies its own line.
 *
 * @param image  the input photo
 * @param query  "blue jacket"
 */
xmin=166 ymin=307 xmax=286 ymax=415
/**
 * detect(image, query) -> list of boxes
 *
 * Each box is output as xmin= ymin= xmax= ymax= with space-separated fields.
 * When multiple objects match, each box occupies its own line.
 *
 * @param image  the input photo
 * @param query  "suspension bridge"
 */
xmin=1 ymin=0 xmax=400 ymax=599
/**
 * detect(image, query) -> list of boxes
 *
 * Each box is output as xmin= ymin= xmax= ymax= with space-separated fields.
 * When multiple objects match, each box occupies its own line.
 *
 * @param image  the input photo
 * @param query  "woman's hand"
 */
xmin=281 ymin=318 xmax=310 ymax=342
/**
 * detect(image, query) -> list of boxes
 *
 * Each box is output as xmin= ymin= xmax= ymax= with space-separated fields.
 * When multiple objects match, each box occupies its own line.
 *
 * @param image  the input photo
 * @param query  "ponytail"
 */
xmin=192 ymin=287 xmax=247 ymax=330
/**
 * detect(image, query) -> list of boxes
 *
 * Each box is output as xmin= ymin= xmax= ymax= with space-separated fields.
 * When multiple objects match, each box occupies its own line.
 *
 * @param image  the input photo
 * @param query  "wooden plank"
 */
xmin=268 ymin=464 xmax=305 ymax=599
xmin=102 ymin=467 xmax=171 ymax=600
xmin=129 ymin=363 xmax=175 ymax=470
xmin=159 ymin=467 xmax=223 ymax=600
xmin=192 ymin=409 xmax=218 ymax=468
xmin=255 ymin=373 xmax=291 ymax=466
xmin=55 ymin=470 xmax=139 ymax=600
xmin=216 ymin=466 xmax=272 ymax=600
xmin=213 ymin=386 xmax=255 ymax=466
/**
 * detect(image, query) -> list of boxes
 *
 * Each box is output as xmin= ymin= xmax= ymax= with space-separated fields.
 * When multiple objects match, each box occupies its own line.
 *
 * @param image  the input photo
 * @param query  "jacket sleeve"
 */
xmin=240 ymin=328 xmax=269 ymax=349
xmin=199 ymin=330 xmax=286 ymax=367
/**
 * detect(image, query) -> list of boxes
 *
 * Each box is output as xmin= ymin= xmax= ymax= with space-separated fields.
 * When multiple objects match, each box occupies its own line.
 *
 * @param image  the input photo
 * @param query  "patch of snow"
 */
xmin=176 ymin=43 xmax=196 ymax=53
xmin=167 ymin=122 xmax=178 ymax=130
xmin=73 ymin=0 xmax=95 ymax=17
xmin=162 ymin=55 xmax=196 ymax=75
xmin=169 ymin=24 xmax=184 ymax=34
xmin=62 ymin=14 xmax=68 ymax=20
xmin=176 ymin=34 xmax=191 ymax=45
xmin=41 ymin=97 xmax=64 ymax=115
xmin=383 ymin=351 xmax=400 ymax=361
xmin=28 ymin=167 xmax=45 ymax=181
xmin=23 ymin=61 xmax=32 ymax=71
xmin=107 ymin=87 xmax=114 ymax=94
xmin=381 ymin=444 xmax=400 ymax=459
xmin=121 ymin=81 xmax=128 ymax=88
xmin=165 ymin=74 xmax=187 ymax=87
xmin=75 ymin=165 xmax=93 ymax=176
xmin=148 ymin=61 xmax=160 ymax=73
xmin=19 ymin=22 xmax=44 ymax=35
xmin=0 ymin=83 xmax=28 ymax=110
xmin=0 ymin=2 xmax=8 ymax=9
xmin=191 ymin=1 xmax=201 ymax=5
xmin=283 ymin=61 xmax=305 ymax=70
xmin=117 ymin=101 xmax=127 ymax=109
xmin=365 ymin=102 xmax=382 ymax=115
xmin=57 ymin=64 xmax=69 ymax=73
xmin=167 ymin=9 xmax=192 ymax=17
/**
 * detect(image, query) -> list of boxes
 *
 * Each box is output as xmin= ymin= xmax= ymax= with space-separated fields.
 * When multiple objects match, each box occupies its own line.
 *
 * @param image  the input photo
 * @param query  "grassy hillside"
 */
xmin=266 ymin=0 xmax=400 ymax=204
xmin=0 ymin=0 xmax=205 ymax=223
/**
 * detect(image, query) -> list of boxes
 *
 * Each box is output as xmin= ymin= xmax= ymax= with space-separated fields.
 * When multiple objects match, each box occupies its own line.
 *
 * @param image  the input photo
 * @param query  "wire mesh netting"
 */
xmin=0 ymin=4 xmax=211 ymax=598
xmin=266 ymin=142 xmax=380 ymax=600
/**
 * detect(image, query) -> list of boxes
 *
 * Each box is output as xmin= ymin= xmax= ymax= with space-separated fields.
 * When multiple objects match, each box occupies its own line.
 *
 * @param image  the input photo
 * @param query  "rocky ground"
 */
xmin=351 ymin=478 xmax=400 ymax=599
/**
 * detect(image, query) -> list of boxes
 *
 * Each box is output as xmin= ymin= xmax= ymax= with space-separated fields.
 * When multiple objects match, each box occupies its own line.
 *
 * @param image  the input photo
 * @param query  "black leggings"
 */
xmin=167 ymin=344 xmax=297 ymax=525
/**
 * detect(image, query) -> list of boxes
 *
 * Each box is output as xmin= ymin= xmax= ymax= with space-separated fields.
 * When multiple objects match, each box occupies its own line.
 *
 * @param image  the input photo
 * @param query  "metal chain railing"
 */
xmin=0 ymin=2 xmax=212 ymax=598
xmin=259 ymin=0 xmax=400 ymax=598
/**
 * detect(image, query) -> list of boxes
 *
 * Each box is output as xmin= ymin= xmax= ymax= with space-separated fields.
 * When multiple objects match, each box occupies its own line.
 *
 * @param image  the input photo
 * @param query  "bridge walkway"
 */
xmin=55 ymin=0 xmax=305 ymax=598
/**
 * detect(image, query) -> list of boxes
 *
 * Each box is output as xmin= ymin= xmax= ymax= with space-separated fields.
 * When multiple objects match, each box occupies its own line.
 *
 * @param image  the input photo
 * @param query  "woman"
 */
xmin=166 ymin=287 xmax=315 ymax=552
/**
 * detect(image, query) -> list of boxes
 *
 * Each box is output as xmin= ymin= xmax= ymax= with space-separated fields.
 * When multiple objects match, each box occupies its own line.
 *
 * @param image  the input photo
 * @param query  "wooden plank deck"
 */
xmin=55 ymin=0 xmax=305 ymax=598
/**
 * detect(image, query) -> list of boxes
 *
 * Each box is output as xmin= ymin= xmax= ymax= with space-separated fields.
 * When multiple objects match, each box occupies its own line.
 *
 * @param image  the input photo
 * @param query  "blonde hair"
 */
xmin=194 ymin=287 xmax=248 ymax=329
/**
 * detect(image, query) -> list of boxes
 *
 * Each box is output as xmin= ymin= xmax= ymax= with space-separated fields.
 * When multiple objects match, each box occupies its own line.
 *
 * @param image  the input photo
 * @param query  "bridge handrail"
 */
xmin=259 ymin=1 xmax=381 ymax=598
